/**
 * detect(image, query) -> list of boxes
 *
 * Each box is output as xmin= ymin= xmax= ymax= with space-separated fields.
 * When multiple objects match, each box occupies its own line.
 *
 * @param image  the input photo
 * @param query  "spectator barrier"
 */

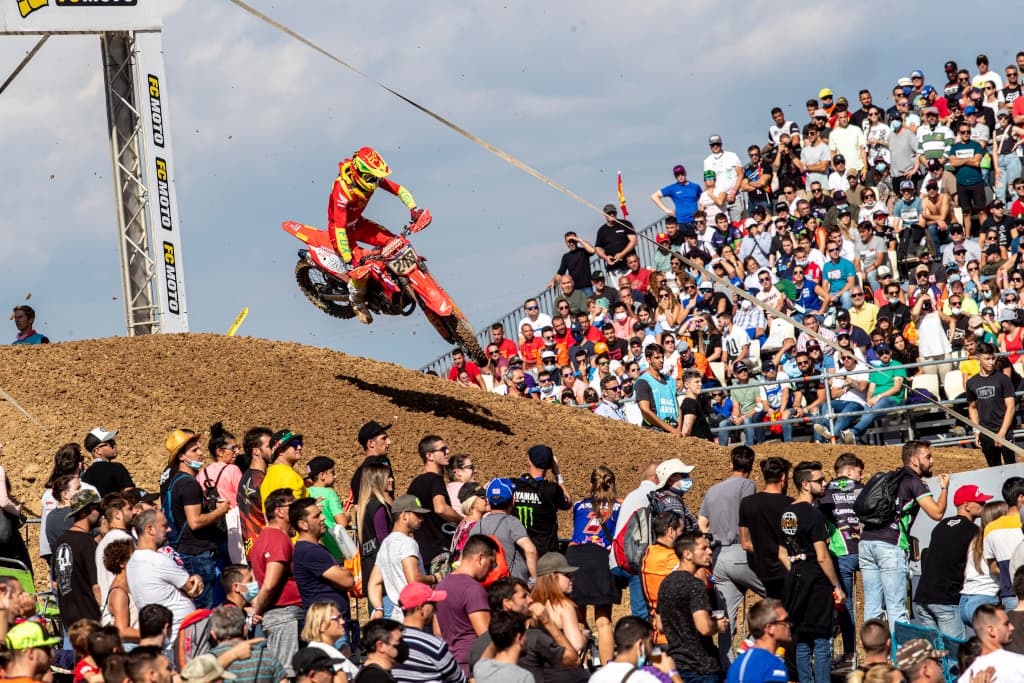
xmin=703 ymin=353 xmax=1020 ymax=445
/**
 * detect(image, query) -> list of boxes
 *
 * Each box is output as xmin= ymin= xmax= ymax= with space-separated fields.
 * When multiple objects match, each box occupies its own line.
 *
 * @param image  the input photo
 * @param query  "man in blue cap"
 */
xmin=469 ymin=478 xmax=538 ymax=583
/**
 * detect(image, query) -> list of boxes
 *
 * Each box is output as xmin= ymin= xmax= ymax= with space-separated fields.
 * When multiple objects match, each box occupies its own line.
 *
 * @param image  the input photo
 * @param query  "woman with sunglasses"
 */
xmin=445 ymin=455 xmax=478 ymax=515
xmin=655 ymin=287 xmax=686 ymax=334
xmin=199 ymin=423 xmax=245 ymax=564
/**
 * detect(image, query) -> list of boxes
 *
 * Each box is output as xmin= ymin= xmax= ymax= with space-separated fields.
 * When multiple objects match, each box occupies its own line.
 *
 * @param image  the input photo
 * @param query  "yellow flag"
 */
xmin=227 ymin=307 xmax=249 ymax=337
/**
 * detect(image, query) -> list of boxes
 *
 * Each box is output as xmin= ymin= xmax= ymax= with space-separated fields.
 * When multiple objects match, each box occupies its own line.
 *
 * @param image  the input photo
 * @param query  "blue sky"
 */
xmin=2 ymin=1 xmax=1021 ymax=368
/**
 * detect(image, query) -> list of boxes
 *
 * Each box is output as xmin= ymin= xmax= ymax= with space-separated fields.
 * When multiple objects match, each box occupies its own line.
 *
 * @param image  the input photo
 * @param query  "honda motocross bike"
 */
xmin=281 ymin=210 xmax=487 ymax=364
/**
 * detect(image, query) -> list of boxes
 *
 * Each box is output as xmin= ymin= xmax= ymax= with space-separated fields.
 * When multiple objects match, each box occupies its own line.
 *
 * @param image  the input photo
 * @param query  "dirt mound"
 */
xmin=0 ymin=334 xmax=979 ymax=521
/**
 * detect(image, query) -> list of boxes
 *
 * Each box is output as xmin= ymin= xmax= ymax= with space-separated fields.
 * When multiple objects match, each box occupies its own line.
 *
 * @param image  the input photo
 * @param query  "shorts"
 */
xmin=957 ymin=183 xmax=987 ymax=215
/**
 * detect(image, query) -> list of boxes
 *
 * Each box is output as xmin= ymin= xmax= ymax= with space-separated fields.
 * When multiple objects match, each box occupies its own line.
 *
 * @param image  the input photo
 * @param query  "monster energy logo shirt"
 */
xmin=513 ymin=475 xmax=571 ymax=554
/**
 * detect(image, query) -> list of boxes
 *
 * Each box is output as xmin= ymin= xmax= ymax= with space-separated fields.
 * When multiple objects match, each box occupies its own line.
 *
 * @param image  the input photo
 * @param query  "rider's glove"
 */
xmin=410 ymin=208 xmax=425 ymax=223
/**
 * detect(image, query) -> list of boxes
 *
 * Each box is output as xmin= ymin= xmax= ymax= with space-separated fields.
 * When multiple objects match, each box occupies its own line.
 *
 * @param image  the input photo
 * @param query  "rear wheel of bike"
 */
xmin=294 ymin=261 xmax=355 ymax=320
xmin=422 ymin=308 xmax=485 ymax=365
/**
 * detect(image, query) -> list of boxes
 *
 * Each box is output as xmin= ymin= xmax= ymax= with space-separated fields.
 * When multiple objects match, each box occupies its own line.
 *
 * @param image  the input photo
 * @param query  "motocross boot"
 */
xmin=348 ymin=278 xmax=373 ymax=325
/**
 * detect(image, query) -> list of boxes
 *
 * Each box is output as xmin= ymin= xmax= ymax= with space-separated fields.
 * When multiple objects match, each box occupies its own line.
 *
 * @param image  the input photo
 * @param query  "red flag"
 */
xmin=617 ymin=171 xmax=629 ymax=217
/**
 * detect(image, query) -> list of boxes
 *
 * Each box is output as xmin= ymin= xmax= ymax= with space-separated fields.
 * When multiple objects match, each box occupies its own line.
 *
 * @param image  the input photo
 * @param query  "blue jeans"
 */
xmin=830 ymin=290 xmax=853 ymax=310
xmin=796 ymin=637 xmax=832 ymax=683
xmin=1004 ymin=596 xmax=1020 ymax=610
xmin=742 ymin=411 xmax=765 ymax=445
xmin=926 ymin=223 xmax=947 ymax=256
xmin=836 ymin=554 xmax=858 ymax=652
xmin=860 ymin=540 xmax=908 ymax=628
xmin=960 ymin=594 xmax=999 ymax=631
xmin=611 ymin=566 xmax=649 ymax=619
xmin=831 ymin=400 xmax=865 ymax=436
xmin=915 ymin=602 xmax=965 ymax=640
xmin=997 ymin=154 xmax=1022 ymax=202
xmin=851 ymin=396 xmax=901 ymax=441
xmin=180 ymin=550 xmax=220 ymax=610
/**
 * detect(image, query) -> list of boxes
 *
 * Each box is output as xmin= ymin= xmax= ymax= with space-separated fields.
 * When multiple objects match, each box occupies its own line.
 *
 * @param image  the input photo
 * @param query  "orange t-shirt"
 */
xmin=640 ymin=543 xmax=679 ymax=643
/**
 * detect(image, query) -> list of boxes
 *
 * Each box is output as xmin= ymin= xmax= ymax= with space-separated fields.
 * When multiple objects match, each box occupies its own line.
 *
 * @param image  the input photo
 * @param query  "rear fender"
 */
xmin=404 ymin=269 xmax=454 ymax=316
xmin=281 ymin=220 xmax=332 ymax=249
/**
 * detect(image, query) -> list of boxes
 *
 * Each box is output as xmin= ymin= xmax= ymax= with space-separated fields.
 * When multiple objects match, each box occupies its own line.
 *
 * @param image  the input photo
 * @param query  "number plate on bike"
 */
xmin=387 ymin=246 xmax=418 ymax=275
xmin=381 ymin=237 xmax=406 ymax=258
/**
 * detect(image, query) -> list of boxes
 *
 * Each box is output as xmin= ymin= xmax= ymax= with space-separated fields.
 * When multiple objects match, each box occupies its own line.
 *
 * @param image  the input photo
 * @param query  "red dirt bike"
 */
xmin=281 ymin=210 xmax=486 ymax=364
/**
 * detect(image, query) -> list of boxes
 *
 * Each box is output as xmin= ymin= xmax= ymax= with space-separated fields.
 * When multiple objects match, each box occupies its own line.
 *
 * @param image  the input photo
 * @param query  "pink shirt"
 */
xmin=198 ymin=462 xmax=242 ymax=508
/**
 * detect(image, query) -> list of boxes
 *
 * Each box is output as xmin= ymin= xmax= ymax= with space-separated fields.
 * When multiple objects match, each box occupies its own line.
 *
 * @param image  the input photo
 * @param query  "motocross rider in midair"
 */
xmin=328 ymin=147 xmax=424 ymax=324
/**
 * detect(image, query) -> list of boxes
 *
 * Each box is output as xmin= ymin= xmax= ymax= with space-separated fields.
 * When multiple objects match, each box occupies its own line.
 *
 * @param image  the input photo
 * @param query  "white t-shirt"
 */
xmin=96 ymin=528 xmax=134 ymax=606
xmin=959 ymin=648 xmax=1024 ymax=683
xmin=963 ymin=542 xmax=1000 ymax=596
xmin=376 ymin=531 xmax=423 ymax=620
xmin=126 ymin=547 xmax=194 ymax=640
xmin=834 ymin=365 xmax=870 ymax=407
xmin=917 ymin=312 xmax=952 ymax=357
xmin=590 ymin=662 xmax=662 ymax=683
xmin=39 ymin=481 xmax=99 ymax=557
xmin=517 ymin=313 xmax=552 ymax=336
xmin=704 ymin=151 xmax=743 ymax=193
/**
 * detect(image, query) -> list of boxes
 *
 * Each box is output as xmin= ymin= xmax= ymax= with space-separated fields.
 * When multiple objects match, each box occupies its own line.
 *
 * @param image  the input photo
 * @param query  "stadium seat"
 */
xmin=911 ymin=374 xmax=940 ymax=400
xmin=709 ymin=362 xmax=726 ymax=387
xmin=892 ymin=620 xmax=942 ymax=661
xmin=943 ymin=370 xmax=965 ymax=401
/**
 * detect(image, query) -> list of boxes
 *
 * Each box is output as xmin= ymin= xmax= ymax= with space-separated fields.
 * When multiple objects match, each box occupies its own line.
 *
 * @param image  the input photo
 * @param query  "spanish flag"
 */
xmin=617 ymin=171 xmax=629 ymax=217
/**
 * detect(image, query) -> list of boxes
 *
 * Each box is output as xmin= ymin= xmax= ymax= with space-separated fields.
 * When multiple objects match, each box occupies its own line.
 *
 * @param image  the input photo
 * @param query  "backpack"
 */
xmin=612 ymin=504 xmax=653 ymax=576
xmin=469 ymin=514 xmax=512 ymax=586
xmin=199 ymin=467 xmax=229 ymax=534
xmin=163 ymin=473 xmax=191 ymax=547
xmin=853 ymin=468 xmax=908 ymax=529
xmin=172 ymin=608 xmax=214 ymax=670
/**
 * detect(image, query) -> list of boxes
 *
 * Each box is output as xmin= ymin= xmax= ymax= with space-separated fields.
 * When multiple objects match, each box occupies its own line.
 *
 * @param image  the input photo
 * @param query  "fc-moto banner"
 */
xmin=136 ymin=30 xmax=188 ymax=333
xmin=1 ymin=0 xmax=162 ymax=34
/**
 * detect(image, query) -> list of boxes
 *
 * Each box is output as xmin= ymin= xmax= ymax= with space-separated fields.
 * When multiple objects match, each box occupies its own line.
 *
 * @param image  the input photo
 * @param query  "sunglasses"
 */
xmin=525 ymin=305 xmax=539 ymax=310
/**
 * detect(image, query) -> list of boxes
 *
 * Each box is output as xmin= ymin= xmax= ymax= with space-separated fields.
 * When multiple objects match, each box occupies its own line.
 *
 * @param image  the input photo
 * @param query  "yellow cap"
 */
xmin=819 ymin=88 xmax=833 ymax=99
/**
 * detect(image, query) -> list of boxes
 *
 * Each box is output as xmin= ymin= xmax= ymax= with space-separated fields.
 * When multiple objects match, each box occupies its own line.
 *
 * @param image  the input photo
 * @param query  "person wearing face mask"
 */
xmin=161 ymin=429 xmax=230 ymax=610
xmin=220 ymin=565 xmax=259 ymax=613
xmin=356 ymin=618 xmax=409 ymax=683
xmin=889 ymin=112 xmax=921 ymax=182
xmin=647 ymin=459 xmax=700 ymax=533
xmin=592 ymin=616 xmax=687 ymax=683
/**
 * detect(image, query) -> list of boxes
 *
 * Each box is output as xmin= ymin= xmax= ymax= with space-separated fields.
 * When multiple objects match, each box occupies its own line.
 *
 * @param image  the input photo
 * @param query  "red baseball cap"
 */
xmin=953 ymin=485 xmax=993 ymax=507
xmin=399 ymin=582 xmax=448 ymax=610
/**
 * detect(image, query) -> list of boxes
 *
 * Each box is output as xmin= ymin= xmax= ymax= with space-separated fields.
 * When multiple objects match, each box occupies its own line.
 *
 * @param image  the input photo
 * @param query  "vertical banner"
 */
xmin=135 ymin=30 xmax=188 ymax=332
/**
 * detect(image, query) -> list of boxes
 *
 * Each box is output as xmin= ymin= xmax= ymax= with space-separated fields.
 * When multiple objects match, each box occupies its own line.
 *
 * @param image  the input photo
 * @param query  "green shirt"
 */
xmin=868 ymin=360 xmax=907 ymax=404
xmin=309 ymin=485 xmax=345 ymax=560
xmin=730 ymin=383 xmax=762 ymax=413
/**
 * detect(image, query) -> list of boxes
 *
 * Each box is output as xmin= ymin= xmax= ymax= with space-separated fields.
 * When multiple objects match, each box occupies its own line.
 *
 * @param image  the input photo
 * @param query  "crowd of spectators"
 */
xmin=10 ymin=425 xmax=1024 ymax=683
xmin=442 ymin=53 xmax=1024 ymax=454
xmin=9 ymin=53 xmax=1024 ymax=683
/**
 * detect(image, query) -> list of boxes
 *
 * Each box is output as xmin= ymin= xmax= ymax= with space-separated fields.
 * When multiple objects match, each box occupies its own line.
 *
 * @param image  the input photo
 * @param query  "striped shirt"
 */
xmin=391 ymin=626 xmax=466 ymax=683
xmin=209 ymin=642 xmax=287 ymax=683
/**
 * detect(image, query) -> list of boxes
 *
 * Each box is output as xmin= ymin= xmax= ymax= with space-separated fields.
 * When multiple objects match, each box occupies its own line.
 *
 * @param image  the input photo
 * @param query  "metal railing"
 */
xmin=419 ymin=214 xmax=670 ymax=375
xmin=704 ymin=353 xmax=1015 ymax=445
